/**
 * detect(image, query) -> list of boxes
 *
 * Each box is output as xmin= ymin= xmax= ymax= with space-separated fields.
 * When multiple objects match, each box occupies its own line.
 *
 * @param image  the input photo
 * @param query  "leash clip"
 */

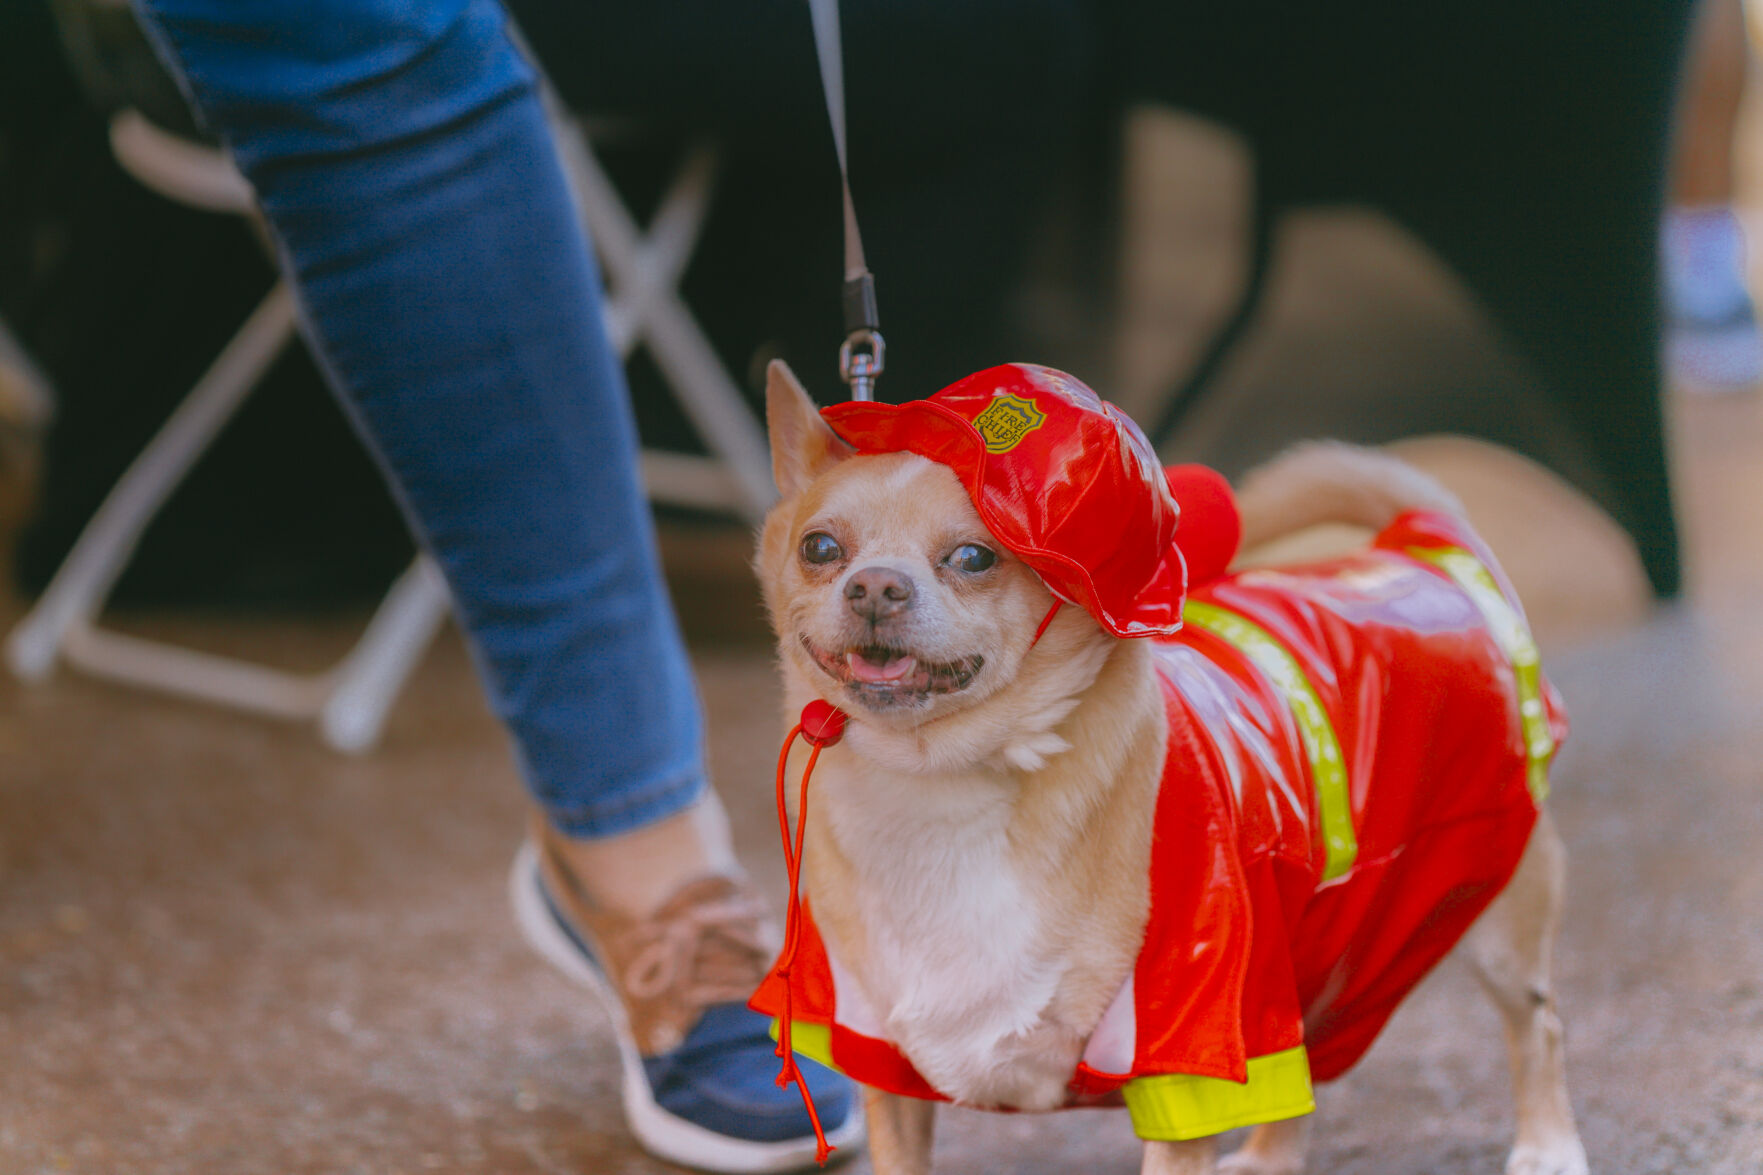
xmin=839 ymin=328 xmax=885 ymax=402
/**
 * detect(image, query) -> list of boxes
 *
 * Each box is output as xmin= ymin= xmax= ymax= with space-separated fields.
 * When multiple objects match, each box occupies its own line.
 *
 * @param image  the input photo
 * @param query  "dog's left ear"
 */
xmin=766 ymin=359 xmax=854 ymax=498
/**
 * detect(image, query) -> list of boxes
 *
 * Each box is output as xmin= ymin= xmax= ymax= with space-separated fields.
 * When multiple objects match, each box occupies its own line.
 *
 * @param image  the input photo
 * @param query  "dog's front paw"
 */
xmin=1506 ymin=1137 xmax=1590 ymax=1175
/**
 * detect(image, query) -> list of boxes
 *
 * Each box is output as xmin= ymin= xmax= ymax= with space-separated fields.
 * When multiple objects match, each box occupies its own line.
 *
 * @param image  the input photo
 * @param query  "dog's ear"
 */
xmin=766 ymin=359 xmax=854 ymax=498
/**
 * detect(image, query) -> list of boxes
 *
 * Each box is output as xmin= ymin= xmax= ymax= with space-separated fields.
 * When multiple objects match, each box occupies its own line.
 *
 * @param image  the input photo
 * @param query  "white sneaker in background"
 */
xmin=1663 ymin=206 xmax=1763 ymax=393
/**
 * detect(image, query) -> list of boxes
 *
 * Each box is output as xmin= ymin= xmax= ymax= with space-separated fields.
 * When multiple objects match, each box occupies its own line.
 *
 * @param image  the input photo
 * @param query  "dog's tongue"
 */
xmin=847 ymin=649 xmax=917 ymax=683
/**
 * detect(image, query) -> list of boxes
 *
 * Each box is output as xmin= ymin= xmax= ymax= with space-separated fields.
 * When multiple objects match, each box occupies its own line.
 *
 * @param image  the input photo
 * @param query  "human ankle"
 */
xmin=540 ymin=792 xmax=743 ymax=920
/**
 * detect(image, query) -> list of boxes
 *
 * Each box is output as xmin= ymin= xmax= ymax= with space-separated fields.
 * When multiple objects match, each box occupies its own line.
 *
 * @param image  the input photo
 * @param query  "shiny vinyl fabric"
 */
xmin=1148 ymin=508 xmax=1560 ymax=1085
xmin=821 ymin=364 xmax=1187 ymax=637
xmin=753 ymin=509 xmax=1559 ymax=1132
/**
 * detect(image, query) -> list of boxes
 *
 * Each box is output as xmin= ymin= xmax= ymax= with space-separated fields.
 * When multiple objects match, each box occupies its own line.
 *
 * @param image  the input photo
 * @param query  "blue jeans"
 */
xmin=134 ymin=0 xmax=706 ymax=838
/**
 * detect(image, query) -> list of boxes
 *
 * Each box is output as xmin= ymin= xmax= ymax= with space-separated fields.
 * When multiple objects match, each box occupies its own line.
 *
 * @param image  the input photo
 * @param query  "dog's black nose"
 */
xmin=845 ymin=567 xmax=915 ymax=622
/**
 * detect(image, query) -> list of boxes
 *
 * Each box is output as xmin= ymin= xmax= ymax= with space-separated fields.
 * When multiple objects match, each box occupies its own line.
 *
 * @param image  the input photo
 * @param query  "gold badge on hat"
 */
xmin=974 ymin=393 xmax=1046 ymax=454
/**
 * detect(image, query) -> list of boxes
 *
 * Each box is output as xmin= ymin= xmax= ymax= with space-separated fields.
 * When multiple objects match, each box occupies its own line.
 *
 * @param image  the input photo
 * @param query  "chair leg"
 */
xmin=639 ymin=283 xmax=778 ymax=522
xmin=319 ymin=555 xmax=453 ymax=754
xmin=5 ymin=281 xmax=298 ymax=681
xmin=550 ymin=112 xmax=778 ymax=523
xmin=597 ymin=145 xmax=719 ymax=358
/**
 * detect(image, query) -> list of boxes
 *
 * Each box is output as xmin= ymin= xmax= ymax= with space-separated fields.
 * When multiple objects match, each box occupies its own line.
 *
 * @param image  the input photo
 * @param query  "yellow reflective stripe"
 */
xmin=1182 ymin=600 xmax=1357 ymax=880
xmin=768 ymin=1019 xmax=843 ymax=1073
xmin=776 ymin=1020 xmax=1315 ymax=1141
xmin=1124 ymin=1046 xmax=1315 ymax=1141
xmin=1406 ymin=546 xmax=1554 ymax=803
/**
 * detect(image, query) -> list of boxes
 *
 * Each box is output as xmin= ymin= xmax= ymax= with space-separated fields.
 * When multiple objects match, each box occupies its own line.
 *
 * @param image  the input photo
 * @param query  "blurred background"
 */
xmin=2 ymin=1 xmax=1761 ymax=1172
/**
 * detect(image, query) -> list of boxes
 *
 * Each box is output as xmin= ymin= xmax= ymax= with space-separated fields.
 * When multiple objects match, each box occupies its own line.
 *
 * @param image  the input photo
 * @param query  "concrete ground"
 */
xmin=8 ymin=133 xmax=1763 ymax=1175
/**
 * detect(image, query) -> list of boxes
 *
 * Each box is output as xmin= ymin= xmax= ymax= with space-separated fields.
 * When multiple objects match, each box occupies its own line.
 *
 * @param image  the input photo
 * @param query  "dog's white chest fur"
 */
xmin=816 ymin=761 xmax=1089 ymax=1110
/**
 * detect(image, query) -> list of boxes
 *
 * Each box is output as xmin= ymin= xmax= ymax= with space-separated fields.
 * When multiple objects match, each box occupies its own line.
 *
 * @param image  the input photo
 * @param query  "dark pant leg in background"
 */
xmin=1104 ymin=0 xmax=1694 ymax=596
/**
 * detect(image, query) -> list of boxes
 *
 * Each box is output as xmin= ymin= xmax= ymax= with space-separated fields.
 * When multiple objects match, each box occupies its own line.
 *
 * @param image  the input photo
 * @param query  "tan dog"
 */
xmin=756 ymin=361 xmax=1589 ymax=1175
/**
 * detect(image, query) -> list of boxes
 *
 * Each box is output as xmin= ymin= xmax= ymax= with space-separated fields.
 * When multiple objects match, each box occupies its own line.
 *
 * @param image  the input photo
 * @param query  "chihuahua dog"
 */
xmin=753 ymin=361 xmax=1589 ymax=1175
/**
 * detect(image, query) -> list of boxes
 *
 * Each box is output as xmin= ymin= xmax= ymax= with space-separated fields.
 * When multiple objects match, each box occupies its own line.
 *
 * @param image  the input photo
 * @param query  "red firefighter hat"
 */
xmin=820 ymin=364 xmax=1187 ymax=638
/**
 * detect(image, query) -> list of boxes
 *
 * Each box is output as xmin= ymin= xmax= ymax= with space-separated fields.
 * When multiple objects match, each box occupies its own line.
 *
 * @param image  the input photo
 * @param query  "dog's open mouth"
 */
xmin=801 ymin=637 xmax=983 ymax=705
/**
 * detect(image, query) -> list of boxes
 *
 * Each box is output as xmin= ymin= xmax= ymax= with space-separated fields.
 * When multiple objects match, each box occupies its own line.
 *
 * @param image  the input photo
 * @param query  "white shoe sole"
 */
xmin=508 ymin=843 xmax=863 ymax=1172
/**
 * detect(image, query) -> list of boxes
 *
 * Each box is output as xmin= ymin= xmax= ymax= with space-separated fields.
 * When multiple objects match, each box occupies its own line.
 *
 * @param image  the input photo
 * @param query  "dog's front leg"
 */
xmin=1218 ymin=1118 xmax=1309 ymax=1174
xmin=1141 ymin=1136 xmax=1217 ymax=1175
xmin=863 ymin=1087 xmax=936 ymax=1175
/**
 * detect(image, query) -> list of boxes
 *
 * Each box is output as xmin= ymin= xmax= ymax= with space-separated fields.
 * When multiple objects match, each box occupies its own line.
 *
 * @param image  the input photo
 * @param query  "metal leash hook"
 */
xmin=839 ymin=271 xmax=884 ymax=401
xmin=839 ymin=328 xmax=884 ymax=402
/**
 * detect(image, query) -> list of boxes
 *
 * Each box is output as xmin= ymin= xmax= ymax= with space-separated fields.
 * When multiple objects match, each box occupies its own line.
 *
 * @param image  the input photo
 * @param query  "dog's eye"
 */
xmin=800 ymin=531 xmax=844 ymax=565
xmin=948 ymin=543 xmax=996 ymax=573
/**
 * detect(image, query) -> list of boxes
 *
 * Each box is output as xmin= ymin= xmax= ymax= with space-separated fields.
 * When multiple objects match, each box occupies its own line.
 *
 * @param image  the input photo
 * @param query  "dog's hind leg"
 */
xmin=1218 ymin=1116 xmax=1309 ymax=1175
xmin=863 ymin=1088 xmax=936 ymax=1175
xmin=1460 ymin=808 xmax=1590 ymax=1175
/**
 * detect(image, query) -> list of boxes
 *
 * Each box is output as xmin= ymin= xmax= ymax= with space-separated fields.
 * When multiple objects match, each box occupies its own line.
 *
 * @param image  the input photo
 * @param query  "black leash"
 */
xmin=807 ymin=0 xmax=883 ymax=401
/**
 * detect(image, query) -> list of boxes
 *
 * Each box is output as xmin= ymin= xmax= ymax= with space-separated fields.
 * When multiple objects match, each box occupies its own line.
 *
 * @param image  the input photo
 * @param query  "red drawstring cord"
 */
xmin=772 ymin=699 xmax=847 ymax=1165
xmin=770 ymin=609 xmax=1055 ymax=1162
xmin=1029 ymin=599 xmax=1062 ymax=648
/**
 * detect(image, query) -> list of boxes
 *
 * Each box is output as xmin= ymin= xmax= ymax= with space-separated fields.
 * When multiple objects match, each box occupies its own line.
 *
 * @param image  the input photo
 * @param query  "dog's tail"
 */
xmin=1234 ymin=441 xmax=1464 ymax=552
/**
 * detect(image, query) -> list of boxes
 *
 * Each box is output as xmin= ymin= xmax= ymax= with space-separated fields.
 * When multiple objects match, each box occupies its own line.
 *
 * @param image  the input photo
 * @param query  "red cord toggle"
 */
xmin=800 ymin=699 xmax=847 ymax=747
xmin=772 ymin=699 xmax=850 ymax=1165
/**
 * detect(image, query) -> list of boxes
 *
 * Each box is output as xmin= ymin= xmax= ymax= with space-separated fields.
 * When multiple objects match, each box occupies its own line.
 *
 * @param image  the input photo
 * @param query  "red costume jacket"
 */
xmin=752 ymin=509 xmax=1564 ymax=1141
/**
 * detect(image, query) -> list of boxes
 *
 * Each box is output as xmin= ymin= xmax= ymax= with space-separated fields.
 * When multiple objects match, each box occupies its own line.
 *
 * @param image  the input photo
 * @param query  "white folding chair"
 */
xmin=6 ymin=97 xmax=775 ymax=752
